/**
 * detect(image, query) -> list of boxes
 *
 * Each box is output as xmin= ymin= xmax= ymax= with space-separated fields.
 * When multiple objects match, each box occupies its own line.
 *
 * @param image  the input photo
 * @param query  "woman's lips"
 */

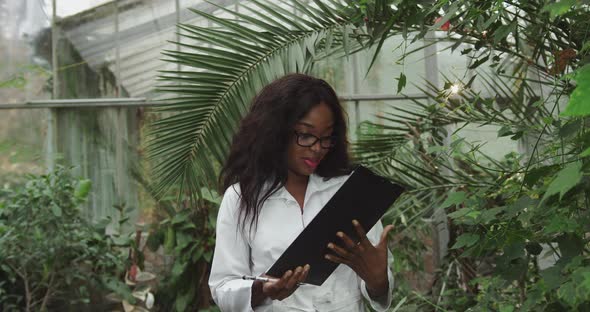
xmin=303 ymin=158 xmax=319 ymax=169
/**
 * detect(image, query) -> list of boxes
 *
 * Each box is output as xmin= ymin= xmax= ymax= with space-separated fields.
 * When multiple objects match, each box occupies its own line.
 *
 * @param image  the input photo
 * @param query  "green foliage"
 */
xmin=396 ymin=72 xmax=407 ymax=94
xmin=542 ymin=0 xmax=580 ymax=19
xmin=0 ymin=167 xmax=129 ymax=311
xmin=562 ymin=64 xmax=590 ymax=117
xmin=353 ymin=0 xmax=590 ymax=311
xmin=144 ymin=187 xmax=221 ymax=311
xmin=542 ymin=161 xmax=583 ymax=201
xmin=0 ymin=65 xmax=50 ymax=90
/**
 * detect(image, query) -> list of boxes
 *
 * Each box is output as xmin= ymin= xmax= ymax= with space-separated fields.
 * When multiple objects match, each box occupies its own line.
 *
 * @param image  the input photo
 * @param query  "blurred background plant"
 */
xmin=0 ymin=166 xmax=133 ymax=311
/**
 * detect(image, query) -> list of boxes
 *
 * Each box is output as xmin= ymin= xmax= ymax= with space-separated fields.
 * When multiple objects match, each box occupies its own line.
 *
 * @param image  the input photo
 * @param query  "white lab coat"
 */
xmin=209 ymin=172 xmax=395 ymax=311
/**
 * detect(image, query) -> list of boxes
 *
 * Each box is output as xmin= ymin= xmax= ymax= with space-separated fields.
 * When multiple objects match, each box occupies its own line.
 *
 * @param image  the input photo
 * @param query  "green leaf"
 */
xmin=499 ymin=306 xmax=514 ymax=312
xmin=396 ymin=72 xmax=406 ymax=94
xmin=581 ymin=146 xmax=590 ymax=157
xmin=367 ymin=14 xmax=397 ymax=74
xmin=561 ymin=64 xmax=590 ymax=116
xmin=201 ymin=187 xmax=222 ymax=205
xmin=558 ymin=120 xmax=582 ymax=138
xmin=146 ymin=229 xmax=164 ymax=251
xmin=493 ymin=21 xmax=516 ymax=44
xmin=580 ymin=270 xmax=590 ymax=292
xmin=175 ymin=232 xmax=193 ymax=251
xmin=51 ymin=203 xmax=62 ymax=217
xmin=451 ymin=233 xmax=479 ymax=249
xmin=503 ymin=241 xmax=525 ymax=260
xmin=524 ymin=165 xmax=559 ymax=187
xmin=112 ymin=235 xmax=130 ymax=246
xmin=544 ymin=215 xmax=579 ymax=234
xmin=540 ymin=266 xmax=564 ymax=290
xmin=171 ymin=213 xmax=189 ymax=225
xmin=468 ymin=55 xmax=490 ymax=70
xmin=171 ymin=261 xmax=186 ymax=278
xmin=164 ymin=226 xmax=175 ymax=252
xmin=478 ymin=207 xmax=502 ymax=224
xmin=542 ymin=161 xmax=583 ymax=201
xmin=498 ymin=125 xmax=515 ymax=138
xmin=0 ymin=76 xmax=26 ymax=89
xmin=191 ymin=246 xmax=204 ymax=262
xmin=203 ymin=250 xmax=213 ymax=262
xmin=174 ymin=288 xmax=194 ymax=312
xmin=557 ymin=281 xmax=578 ymax=307
xmin=75 ymin=179 xmax=92 ymax=199
xmin=441 ymin=191 xmax=466 ymax=208
xmin=543 ymin=116 xmax=554 ymax=126
xmin=447 ymin=208 xmax=471 ymax=219
xmin=557 ymin=234 xmax=584 ymax=260
xmin=542 ymin=0 xmax=577 ymax=19
xmin=104 ymin=278 xmax=136 ymax=304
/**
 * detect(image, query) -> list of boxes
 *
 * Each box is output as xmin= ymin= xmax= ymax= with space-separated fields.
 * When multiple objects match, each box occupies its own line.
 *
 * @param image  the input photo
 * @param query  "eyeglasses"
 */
xmin=293 ymin=130 xmax=336 ymax=149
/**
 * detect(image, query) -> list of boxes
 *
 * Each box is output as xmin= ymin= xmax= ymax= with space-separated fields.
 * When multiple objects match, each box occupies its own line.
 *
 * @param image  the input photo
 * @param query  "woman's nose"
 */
xmin=310 ymin=140 xmax=322 ymax=153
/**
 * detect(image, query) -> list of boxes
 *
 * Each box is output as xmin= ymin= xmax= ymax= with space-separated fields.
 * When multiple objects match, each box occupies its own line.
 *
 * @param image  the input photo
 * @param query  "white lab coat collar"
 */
xmin=267 ymin=173 xmax=345 ymax=200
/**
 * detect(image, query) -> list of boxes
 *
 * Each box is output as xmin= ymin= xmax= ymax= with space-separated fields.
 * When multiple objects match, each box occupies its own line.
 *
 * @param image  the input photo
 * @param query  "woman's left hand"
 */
xmin=325 ymin=220 xmax=394 ymax=298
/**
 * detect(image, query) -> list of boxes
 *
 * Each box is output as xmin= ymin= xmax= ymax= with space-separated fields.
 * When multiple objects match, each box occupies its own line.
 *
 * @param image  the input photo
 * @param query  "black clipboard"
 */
xmin=265 ymin=166 xmax=404 ymax=286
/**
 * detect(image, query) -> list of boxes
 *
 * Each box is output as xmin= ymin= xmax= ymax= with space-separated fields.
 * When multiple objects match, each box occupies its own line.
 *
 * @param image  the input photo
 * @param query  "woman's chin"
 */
xmin=298 ymin=166 xmax=316 ymax=176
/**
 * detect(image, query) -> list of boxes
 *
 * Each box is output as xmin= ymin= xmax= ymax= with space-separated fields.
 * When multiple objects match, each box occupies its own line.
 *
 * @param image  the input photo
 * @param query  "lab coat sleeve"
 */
xmin=208 ymin=185 xmax=256 ymax=312
xmin=360 ymin=220 xmax=395 ymax=312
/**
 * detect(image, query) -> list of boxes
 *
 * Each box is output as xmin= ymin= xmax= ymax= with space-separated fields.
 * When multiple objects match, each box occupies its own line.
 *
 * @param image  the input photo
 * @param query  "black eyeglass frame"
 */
xmin=293 ymin=130 xmax=337 ymax=149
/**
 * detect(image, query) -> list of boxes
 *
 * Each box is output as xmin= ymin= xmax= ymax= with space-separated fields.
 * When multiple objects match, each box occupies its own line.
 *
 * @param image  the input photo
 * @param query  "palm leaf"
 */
xmin=148 ymin=0 xmax=386 ymax=198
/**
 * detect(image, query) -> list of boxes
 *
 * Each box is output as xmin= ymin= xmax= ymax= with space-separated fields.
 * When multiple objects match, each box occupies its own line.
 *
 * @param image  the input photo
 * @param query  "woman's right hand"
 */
xmin=251 ymin=264 xmax=310 ymax=307
xmin=263 ymin=264 xmax=310 ymax=300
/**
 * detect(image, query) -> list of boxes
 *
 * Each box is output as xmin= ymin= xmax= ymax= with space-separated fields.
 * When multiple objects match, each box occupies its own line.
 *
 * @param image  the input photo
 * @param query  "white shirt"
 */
xmin=209 ymin=172 xmax=394 ymax=312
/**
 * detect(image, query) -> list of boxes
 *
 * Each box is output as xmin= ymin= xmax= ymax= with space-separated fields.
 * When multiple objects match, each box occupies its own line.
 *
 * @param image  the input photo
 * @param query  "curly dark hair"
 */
xmin=220 ymin=73 xmax=352 ymax=231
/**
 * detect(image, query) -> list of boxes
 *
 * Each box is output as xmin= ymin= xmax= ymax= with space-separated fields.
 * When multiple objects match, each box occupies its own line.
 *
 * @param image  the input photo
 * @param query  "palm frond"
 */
xmin=147 ymin=0 xmax=380 ymax=198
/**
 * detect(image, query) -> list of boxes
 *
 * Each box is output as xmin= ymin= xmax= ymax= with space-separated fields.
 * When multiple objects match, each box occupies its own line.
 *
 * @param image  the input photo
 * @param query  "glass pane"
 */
xmin=0 ymin=0 xmax=50 ymax=185
xmin=42 ymin=1 xmax=145 ymax=223
xmin=55 ymin=0 xmax=112 ymax=18
xmin=115 ymin=0 xmax=176 ymax=99
xmin=0 ymin=110 xmax=47 ymax=187
xmin=355 ymin=34 xmax=428 ymax=95
xmin=454 ymin=123 xmax=519 ymax=160
xmin=0 ymin=0 xmax=51 ymax=104
xmin=58 ymin=1 xmax=120 ymax=99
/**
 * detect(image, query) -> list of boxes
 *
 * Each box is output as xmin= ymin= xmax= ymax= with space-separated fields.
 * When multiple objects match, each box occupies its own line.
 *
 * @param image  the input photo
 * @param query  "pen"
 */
xmin=242 ymin=275 xmax=311 ymax=286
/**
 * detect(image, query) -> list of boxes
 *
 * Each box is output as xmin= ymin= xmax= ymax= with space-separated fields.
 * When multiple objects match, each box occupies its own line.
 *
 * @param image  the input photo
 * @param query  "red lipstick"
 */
xmin=303 ymin=158 xmax=319 ymax=169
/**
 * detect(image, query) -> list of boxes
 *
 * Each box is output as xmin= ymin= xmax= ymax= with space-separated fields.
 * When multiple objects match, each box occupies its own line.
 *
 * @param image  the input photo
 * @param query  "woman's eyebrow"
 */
xmin=296 ymin=121 xmax=315 ymax=128
xmin=296 ymin=121 xmax=334 ymax=129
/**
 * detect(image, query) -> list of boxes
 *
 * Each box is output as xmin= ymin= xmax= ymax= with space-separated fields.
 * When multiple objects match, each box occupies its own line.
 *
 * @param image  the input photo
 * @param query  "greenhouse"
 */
xmin=0 ymin=0 xmax=588 ymax=311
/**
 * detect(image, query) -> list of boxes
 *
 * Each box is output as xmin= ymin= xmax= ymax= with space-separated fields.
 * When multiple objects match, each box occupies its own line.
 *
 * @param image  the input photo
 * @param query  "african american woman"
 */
xmin=209 ymin=74 xmax=395 ymax=311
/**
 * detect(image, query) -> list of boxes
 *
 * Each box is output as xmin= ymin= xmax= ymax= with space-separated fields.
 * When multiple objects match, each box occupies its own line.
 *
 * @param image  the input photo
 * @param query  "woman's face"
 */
xmin=287 ymin=102 xmax=335 ymax=179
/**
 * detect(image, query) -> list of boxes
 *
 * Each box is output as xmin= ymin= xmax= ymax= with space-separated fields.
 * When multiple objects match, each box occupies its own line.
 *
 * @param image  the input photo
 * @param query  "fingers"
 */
xmin=284 ymin=266 xmax=303 ymax=289
xmin=378 ymin=224 xmax=394 ymax=248
xmin=268 ymin=269 xmax=291 ymax=293
xmin=325 ymin=252 xmax=352 ymax=267
xmin=327 ymin=242 xmax=353 ymax=259
xmin=352 ymin=219 xmax=371 ymax=247
xmin=264 ymin=265 xmax=310 ymax=300
xmin=336 ymin=231 xmax=357 ymax=249
xmin=300 ymin=264 xmax=310 ymax=283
